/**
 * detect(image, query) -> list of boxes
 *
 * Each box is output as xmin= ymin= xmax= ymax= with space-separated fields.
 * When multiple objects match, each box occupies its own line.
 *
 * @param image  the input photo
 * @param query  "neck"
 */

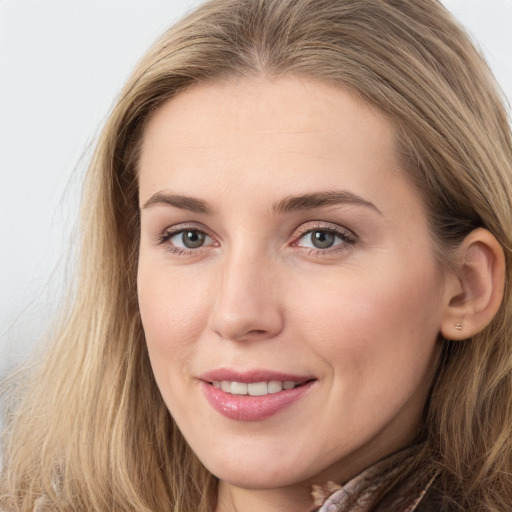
xmin=214 ymin=442 xmax=422 ymax=512
xmin=216 ymin=481 xmax=314 ymax=512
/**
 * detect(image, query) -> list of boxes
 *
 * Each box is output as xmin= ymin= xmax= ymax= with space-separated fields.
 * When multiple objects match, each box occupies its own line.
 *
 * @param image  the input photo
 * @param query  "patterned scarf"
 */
xmin=311 ymin=446 xmax=438 ymax=512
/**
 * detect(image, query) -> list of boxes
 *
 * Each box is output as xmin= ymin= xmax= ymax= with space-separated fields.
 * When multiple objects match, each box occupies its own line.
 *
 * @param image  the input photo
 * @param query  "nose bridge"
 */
xmin=209 ymin=242 xmax=283 ymax=341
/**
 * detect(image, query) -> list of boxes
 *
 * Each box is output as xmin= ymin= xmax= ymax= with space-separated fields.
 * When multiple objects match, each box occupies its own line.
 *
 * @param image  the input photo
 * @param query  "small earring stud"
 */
xmin=455 ymin=323 xmax=462 ymax=330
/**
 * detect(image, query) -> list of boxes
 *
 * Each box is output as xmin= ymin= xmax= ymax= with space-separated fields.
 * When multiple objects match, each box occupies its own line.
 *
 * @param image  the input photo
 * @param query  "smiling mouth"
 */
xmin=201 ymin=375 xmax=316 ymax=420
xmin=209 ymin=380 xmax=312 ymax=396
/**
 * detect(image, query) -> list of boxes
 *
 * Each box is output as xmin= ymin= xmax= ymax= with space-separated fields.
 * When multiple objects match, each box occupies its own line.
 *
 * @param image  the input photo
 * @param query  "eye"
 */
xmin=294 ymin=225 xmax=356 ymax=251
xmin=303 ymin=230 xmax=337 ymax=249
xmin=159 ymin=227 xmax=216 ymax=253
xmin=172 ymin=230 xmax=208 ymax=249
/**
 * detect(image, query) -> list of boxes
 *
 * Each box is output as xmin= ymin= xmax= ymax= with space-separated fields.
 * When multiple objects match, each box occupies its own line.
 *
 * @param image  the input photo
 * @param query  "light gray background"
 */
xmin=1 ymin=0 xmax=512 ymax=376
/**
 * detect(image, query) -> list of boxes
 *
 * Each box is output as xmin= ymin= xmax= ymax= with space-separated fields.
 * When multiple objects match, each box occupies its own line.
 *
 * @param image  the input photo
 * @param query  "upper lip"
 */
xmin=199 ymin=368 xmax=316 ymax=384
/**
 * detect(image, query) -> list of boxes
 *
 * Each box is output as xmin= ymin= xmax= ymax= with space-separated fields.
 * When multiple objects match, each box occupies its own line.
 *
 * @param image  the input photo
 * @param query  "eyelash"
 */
xmin=291 ymin=223 xmax=357 ymax=254
xmin=157 ymin=224 xmax=217 ymax=255
xmin=157 ymin=222 xmax=357 ymax=256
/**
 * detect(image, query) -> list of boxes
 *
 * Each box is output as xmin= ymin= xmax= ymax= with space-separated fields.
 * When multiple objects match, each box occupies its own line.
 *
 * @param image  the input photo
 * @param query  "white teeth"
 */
xmin=230 ymin=382 xmax=248 ymax=395
xmin=248 ymin=382 xmax=268 ymax=396
xmin=213 ymin=380 xmax=298 ymax=395
xmin=268 ymin=381 xmax=283 ymax=393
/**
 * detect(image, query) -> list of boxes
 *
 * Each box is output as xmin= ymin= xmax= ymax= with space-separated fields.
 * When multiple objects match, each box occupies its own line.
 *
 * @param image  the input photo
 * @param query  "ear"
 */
xmin=440 ymin=228 xmax=505 ymax=341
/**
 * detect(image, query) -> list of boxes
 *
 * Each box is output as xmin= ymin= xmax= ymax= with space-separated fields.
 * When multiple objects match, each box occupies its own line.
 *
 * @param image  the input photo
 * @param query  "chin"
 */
xmin=212 ymin=465 xmax=305 ymax=490
xmin=198 ymin=446 xmax=324 ymax=491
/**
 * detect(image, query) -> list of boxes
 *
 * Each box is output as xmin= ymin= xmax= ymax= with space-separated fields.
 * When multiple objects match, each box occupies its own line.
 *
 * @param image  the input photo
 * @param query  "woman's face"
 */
xmin=137 ymin=77 xmax=452 ymax=489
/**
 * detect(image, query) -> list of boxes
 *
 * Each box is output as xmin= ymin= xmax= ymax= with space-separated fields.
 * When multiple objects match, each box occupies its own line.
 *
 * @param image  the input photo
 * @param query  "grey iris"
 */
xmin=311 ymin=231 xmax=335 ymax=249
xmin=182 ymin=231 xmax=205 ymax=248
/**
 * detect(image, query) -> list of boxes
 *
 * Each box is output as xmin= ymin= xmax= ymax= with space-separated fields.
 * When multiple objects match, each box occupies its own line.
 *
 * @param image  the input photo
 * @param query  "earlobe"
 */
xmin=440 ymin=228 xmax=505 ymax=341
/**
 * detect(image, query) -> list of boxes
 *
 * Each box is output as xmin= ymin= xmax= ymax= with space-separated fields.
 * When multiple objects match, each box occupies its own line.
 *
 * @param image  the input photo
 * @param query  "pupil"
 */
xmin=312 ymin=231 xmax=335 ymax=249
xmin=182 ymin=231 xmax=205 ymax=248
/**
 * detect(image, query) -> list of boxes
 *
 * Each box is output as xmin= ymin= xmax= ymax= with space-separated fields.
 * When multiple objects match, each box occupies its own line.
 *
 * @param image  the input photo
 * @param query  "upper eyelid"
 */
xmin=156 ymin=223 xmax=217 ymax=247
xmin=292 ymin=221 xmax=356 ymax=238
xmin=161 ymin=222 xmax=214 ymax=236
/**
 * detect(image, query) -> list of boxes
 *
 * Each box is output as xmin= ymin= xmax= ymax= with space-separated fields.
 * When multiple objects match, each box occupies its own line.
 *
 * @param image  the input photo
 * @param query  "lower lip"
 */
xmin=200 ymin=381 xmax=314 ymax=421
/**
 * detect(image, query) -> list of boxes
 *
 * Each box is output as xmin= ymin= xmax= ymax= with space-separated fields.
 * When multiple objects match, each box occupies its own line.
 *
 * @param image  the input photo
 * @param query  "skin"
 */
xmin=137 ymin=77 xmax=456 ymax=512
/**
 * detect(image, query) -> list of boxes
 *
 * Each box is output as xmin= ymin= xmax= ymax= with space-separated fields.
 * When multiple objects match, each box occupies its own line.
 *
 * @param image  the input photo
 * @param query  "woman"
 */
xmin=1 ymin=0 xmax=511 ymax=511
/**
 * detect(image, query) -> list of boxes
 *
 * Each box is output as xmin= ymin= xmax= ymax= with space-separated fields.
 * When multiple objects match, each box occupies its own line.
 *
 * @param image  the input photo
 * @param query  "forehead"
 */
xmin=138 ymin=76 xmax=417 ymax=218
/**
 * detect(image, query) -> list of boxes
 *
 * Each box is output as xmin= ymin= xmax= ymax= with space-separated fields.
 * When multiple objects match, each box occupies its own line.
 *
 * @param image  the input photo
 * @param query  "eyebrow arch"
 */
xmin=141 ymin=190 xmax=381 ymax=216
xmin=141 ymin=192 xmax=214 ymax=215
xmin=273 ymin=191 xmax=382 ymax=215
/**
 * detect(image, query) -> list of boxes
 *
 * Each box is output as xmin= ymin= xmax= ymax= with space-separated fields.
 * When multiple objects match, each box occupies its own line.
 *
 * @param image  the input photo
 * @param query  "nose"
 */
xmin=209 ymin=252 xmax=284 ymax=342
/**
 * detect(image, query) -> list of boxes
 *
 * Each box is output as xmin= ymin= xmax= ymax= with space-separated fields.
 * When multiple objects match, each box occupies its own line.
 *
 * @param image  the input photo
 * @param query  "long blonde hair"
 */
xmin=2 ymin=0 xmax=511 ymax=510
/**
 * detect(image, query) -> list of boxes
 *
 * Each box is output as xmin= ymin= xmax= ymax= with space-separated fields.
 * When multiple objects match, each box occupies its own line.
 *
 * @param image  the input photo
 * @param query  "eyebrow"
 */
xmin=141 ymin=192 xmax=214 ymax=214
xmin=141 ymin=190 xmax=381 ymax=216
xmin=273 ymin=191 xmax=382 ymax=215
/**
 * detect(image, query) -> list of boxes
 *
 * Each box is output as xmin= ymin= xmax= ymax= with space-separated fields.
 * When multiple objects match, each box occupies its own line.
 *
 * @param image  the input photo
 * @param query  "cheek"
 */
xmin=290 ymin=267 xmax=443 ymax=443
xmin=137 ymin=269 xmax=212 ymax=424
xmin=291 ymin=260 xmax=443 ymax=373
xmin=137 ymin=264 xmax=211 ymax=375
